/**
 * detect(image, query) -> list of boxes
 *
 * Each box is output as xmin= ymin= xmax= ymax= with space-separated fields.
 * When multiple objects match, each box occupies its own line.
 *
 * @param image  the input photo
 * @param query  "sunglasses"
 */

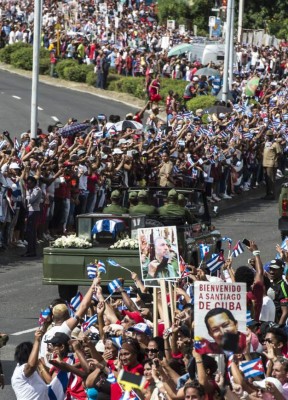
xmin=145 ymin=348 xmax=159 ymax=354
xmin=262 ymin=338 xmax=274 ymax=344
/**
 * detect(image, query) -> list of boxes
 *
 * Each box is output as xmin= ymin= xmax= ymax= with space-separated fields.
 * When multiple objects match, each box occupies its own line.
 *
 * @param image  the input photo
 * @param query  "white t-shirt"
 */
xmin=259 ymin=295 xmax=276 ymax=322
xmin=78 ymin=164 xmax=88 ymax=191
xmin=40 ymin=321 xmax=71 ymax=367
xmin=11 ymin=364 xmax=49 ymax=400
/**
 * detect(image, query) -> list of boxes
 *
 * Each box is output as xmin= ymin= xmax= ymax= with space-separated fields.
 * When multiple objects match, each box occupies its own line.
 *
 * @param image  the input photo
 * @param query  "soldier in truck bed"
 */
xmin=129 ymin=190 xmax=158 ymax=216
xmin=159 ymin=189 xmax=194 ymax=224
xmin=103 ymin=190 xmax=128 ymax=215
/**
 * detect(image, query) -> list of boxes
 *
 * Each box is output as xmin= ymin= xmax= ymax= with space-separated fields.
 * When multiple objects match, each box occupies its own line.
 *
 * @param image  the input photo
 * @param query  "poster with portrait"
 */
xmin=138 ymin=226 xmax=180 ymax=282
xmin=194 ymin=281 xmax=247 ymax=354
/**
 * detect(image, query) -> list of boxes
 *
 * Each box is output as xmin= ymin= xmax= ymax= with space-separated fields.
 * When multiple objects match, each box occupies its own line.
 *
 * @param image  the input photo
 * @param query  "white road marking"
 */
xmin=11 ymin=327 xmax=37 ymax=336
xmin=51 ymin=116 xmax=59 ymax=121
xmin=12 ymin=95 xmax=21 ymax=100
xmin=38 ymin=106 xmax=43 ymax=110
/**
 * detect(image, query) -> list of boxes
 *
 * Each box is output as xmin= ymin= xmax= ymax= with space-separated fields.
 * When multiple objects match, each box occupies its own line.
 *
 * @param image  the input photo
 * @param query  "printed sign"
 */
xmin=194 ymin=281 xmax=247 ymax=354
xmin=138 ymin=226 xmax=180 ymax=281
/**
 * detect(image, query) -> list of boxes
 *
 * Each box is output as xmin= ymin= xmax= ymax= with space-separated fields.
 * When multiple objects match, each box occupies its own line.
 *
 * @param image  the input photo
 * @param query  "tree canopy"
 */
xmin=157 ymin=0 xmax=288 ymax=39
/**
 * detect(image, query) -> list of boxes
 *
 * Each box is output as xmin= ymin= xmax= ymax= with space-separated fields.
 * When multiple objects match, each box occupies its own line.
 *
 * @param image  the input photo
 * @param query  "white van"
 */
xmin=188 ymin=43 xmax=230 ymax=66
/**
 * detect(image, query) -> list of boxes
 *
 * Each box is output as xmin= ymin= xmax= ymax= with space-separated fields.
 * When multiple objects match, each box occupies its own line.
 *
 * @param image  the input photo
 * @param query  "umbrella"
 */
xmin=194 ymin=67 xmax=221 ymax=77
xmin=205 ymin=105 xmax=232 ymax=115
xmin=245 ymin=77 xmax=260 ymax=97
xmin=114 ymin=120 xmax=143 ymax=132
xmin=168 ymin=43 xmax=194 ymax=57
xmin=58 ymin=122 xmax=90 ymax=137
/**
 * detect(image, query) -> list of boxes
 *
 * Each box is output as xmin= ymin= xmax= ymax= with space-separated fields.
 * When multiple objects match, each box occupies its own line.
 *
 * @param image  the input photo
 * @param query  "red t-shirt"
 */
xmin=111 ymin=363 xmax=144 ymax=400
xmin=247 ymin=281 xmax=264 ymax=321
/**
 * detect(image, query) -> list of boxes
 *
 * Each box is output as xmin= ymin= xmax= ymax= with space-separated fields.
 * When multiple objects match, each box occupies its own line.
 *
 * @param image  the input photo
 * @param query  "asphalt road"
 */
xmin=0 ymin=68 xmax=139 ymax=135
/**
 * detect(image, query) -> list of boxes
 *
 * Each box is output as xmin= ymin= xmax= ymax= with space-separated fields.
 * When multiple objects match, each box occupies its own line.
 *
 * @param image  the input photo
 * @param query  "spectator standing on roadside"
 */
xmin=23 ymin=176 xmax=42 ymax=257
xmin=262 ymin=130 xmax=282 ymax=200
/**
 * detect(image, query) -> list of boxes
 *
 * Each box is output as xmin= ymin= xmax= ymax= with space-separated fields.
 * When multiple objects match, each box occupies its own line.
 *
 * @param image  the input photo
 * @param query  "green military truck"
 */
xmin=43 ymin=187 xmax=222 ymax=300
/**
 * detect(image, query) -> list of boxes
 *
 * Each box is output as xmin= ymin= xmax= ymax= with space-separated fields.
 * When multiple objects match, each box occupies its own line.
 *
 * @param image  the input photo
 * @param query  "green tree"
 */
xmin=157 ymin=0 xmax=193 ymax=25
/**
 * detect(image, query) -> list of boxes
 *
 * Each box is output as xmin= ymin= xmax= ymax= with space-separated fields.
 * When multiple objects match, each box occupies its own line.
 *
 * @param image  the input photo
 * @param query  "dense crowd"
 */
xmin=1 ymin=239 xmax=288 ymax=400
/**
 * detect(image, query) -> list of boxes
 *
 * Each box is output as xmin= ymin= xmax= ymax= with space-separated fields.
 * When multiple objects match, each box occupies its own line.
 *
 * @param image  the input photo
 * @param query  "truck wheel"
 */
xmin=58 ymin=285 xmax=78 ymax=302
xmin=281 ymin=231 xmax=288 ymax=241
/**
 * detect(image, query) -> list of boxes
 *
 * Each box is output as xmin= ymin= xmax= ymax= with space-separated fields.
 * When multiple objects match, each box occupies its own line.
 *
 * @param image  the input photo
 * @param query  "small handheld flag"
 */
xmin=108 ymin=279 xmax=123 ymax=294
xmin=199 ymin=244 xmax=210 ymax=260
xmin=38 ymin=308 xmax=51 ymax=327
xmin=82 ymin=314 xmax=98 ymax=332
xmin=106 ymin=258 xmax=133 ymax=273
xmin=70 ymin=292 xmax=83 ymax=312
xmin=232 ymin=241 xmax=244 ymax=258
xmin=87 ymin=263 xmax=97 ymax=279
xmin=206 ymin=253 xmax=225 ymax=273
xmin=239 ymin=358 xmax=265 ymax=379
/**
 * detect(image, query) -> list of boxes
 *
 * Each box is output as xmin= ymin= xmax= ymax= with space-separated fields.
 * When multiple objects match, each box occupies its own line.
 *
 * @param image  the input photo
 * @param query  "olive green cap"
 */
xmin=168 ymin=189 xmax=178 ymax=198
xmin=138 ymin=190 xmax=148 ymax=198
xmin=266 ymin=130 xmax=274 ymax=136
xmin=129 ymin=191 xmax=138 ymax=199
xmin=178 ymin=194 xmax=185 ymax=201
xmin=111 ymin=190 xmax=121 ymax=199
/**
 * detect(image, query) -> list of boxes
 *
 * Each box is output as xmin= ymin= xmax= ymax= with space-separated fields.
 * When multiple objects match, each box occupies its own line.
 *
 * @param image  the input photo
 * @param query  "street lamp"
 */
xmin=30 ymin=0 xmax=43 ymax=139
xmin=221 ymin=0 xmax=234 ymax=103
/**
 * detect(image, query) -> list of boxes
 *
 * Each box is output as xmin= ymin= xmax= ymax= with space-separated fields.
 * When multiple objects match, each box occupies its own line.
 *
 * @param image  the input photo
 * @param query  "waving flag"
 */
xmin=38 ymin=308 xmax=51 ymax=327
xmin=48 ymin=356 xmax=74 ymax=400
xmin=82 ymin=314 xmax=98 ymax=332
xmin=232 ymin=241 xmax=244 ymax=258
xmin=206 ymin=253 xmax=225 ymax=273
xmin=222 ymin=237 xmax=232 ymax=246
xmin=108 ymin=279 xmax=123 ymax=294
xmin=70 ymin=292 xmax=83 ymax=312
xmin=107 ymin=258 xmax=121 ymax=267
xmin=87 ymin=263 xmax=97 ymax=279
xmin=111 ymin=336 xmax=123 ymax=349
xmin=98 ymin=265 xmax=107 ymax=274
xmin=199 ymin=244 xmax=210 ymax=260
xmin=239 ymin=358 xmax=265 ymax=379
xmin=194 ymin=336 xmax=208 ymax=354
xmin=246 ymin=311 xmax=254 ymax=326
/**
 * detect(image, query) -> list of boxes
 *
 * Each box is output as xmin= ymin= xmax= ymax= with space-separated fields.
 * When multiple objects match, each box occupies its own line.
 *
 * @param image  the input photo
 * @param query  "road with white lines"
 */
xmin=0 ymin=69 xmax=138 ymax=136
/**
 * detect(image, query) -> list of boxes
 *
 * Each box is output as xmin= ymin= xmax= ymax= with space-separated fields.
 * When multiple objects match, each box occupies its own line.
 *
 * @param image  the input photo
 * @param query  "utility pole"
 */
xmin=237 ymin=0 xmax=244 ymax=44
xmin=30 ymin=0 xmax=42 ymax=139
xmin=228 ymin=0 xmax=235 ymax=91
xmin=222 ymin=0 xmax=233 ymax=103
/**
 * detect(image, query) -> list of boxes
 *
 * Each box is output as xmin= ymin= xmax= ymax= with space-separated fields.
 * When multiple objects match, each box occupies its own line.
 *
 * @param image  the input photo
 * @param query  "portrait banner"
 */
xmin=138 ymin=226 xmax=180 ymax=282
xmin=194 ymin=281 xmax=247 ymax=354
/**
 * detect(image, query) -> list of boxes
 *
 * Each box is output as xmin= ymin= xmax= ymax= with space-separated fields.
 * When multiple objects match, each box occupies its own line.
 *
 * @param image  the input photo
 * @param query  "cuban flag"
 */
xmin=232 ymin=241 xmax=244 ymax=258
xmin=70 ymin=292 xmax=83 ymax=312
xmin=48 ymin=356 xmax=74 ymax=400
xmin=239 ymin=358 xmax=265 ymax=379
xmin=199 ymin=244 xmax=210 ymax=260
xmin=38 ymin=308 xmax=51 ymax=327
xmin=283 ymin=114 xmax=288 ymax=121
xmin=107 ymin=372 xmax=117 ymax=384
xmin=108 ymin=279 xmax=123 ymax=294
xmin=82 ymin=314 xmax=98 ymax=332
xmin=107 ymin=258 xmax=121 ymax=268
xmin=222 ymin=237 xmax=232 ymax=247
xmin=111 ymin=336 xmax=123 ymax=349
xmin=246 ymin=311 xmax=254 ymax=326
xmin=206 ymin=253 xmax=225 ymax=273
xmin=87 ymin=263 xmax=97 ymax=279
